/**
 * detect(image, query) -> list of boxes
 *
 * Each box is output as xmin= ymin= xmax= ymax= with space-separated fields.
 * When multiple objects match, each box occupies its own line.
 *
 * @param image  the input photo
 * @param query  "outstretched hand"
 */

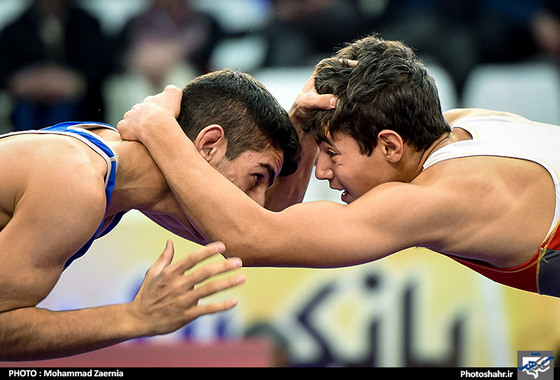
xmin=117 ymin=85 xmax=183 ymax=142
xmin=129 ymin=240 xmax=245 ymax=337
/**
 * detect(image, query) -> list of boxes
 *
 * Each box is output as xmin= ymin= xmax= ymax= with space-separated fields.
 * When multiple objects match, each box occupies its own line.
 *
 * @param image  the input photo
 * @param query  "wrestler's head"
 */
xmin=177 ymin=69 xmax=300 ymax=206
xmin=308 ymin=35 xmax=450 ymax=203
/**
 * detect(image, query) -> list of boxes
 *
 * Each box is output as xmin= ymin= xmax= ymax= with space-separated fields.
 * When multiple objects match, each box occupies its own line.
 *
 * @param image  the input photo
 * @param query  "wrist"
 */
xmin=141 ymin=114 xmax=179 ymax=149
xmin=119 ymin=302 xmax=154 ymax=339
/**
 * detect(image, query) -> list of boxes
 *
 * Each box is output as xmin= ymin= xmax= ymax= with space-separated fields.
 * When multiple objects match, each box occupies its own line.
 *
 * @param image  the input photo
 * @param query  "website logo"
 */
xmin=518 ymin=351 xmax=554 ymax=380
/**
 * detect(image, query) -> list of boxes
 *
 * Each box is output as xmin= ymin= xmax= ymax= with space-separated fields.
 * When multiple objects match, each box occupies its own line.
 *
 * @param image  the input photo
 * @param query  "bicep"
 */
xmin=0 ymin=178 xmax=105 ymax=311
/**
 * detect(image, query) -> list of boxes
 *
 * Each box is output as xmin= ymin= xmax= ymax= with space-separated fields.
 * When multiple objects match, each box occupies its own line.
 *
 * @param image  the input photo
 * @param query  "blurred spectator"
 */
xmin=531 ymin=3 xmax=560 ymax=60
xmin=0 ymin=0 xmax=112 ymax=131
xmin=361 ymin=0 xmax=479 ymax=92
xmin=357 ymin=0 xmax=560 ymax=93
xmin=116 ymin=0 xmax=224 ymax=89
xmin=262 ymin=0 xmax=366 ymax=66
xmin=475 ymin=0 xmax=560 ymax=63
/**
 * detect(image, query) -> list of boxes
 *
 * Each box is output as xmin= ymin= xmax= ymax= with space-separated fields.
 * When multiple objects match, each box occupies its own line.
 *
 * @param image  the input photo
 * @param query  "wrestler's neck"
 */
xmin=412 ymin=128 xmax=470 ymax=178
xmin=388 ymin=135 xmax=449 ymax=183
xmin=106 ymin=139 xmax=172 ymax=216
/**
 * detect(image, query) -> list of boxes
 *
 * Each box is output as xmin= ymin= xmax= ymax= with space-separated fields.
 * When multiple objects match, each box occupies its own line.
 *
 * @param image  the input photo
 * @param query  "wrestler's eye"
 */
xmin=326 ymin=149 xmax=338 ymax=158
xmin=252 ymin=173 xmax=264 ymax=186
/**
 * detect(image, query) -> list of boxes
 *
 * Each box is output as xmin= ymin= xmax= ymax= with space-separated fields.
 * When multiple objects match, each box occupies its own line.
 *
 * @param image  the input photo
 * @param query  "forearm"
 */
xmin=0 ymin=303 xmax=144 ymax=361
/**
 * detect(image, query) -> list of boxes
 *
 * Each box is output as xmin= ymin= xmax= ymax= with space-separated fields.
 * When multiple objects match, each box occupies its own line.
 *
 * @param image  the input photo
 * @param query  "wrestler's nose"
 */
xmin=315 ymin=154 xmax=333 ymax=181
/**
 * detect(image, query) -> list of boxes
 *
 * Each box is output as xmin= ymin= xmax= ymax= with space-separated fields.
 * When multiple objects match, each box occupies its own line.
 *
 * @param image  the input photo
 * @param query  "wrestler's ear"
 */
xmin=378 ymin=130 xmax=404 ymax=163
xmin=194 ymin=124 xmax=227 ymax=162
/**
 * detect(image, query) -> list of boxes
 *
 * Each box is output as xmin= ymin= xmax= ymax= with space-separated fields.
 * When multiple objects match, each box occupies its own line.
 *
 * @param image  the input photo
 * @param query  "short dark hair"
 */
xmin=177 ymin=69 xmax=300 ymax=176
xmin=309 ymin=35 xmax=450 ymax=155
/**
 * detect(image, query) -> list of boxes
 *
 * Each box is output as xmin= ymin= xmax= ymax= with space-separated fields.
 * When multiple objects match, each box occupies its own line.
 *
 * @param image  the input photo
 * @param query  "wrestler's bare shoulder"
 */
xmin=443 ymin=108 xmax=528 ymax=126
xmin=0 ymin=133 xmax=108 ymax=230
xmin=414 ymin=153 xmax=554 ymax=267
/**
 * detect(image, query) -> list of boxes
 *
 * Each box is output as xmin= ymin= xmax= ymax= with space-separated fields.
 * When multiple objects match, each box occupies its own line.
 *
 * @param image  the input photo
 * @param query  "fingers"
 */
xmin=162 ymin=241 xmax=243 ymax=291
xmin=158 ymin=85 xmax=183 ymax=117
xmin=341 ymin=58 xmax=359 ymax=67
xmin=294 ymin=90 xmax=337 ymax=113
xmin=163 ymin=84 xmax=181 ymax=93
xmin=118 ymin=84 xmax=182 ymax=128
xmin=170 ymin=241 xmax=227 ymax=275
xmin=298 ymin=57 xmax=356 ymax=111
xmin=294 ymin=60 xmax=351 ymax=114
xmin=130 ymin=241 xmax=244 ymax=336
xmin=184 ymin=271 xmax=245 ymax=318
xmin=188 ymin=298 xmax=240 ymax=319
xmin=190 ymin=269 xmax=246 ymax=302
xmin=142 ymin=85 xmax=181 ymax=104
xmin=314 ymin=94 xmax=338 ymax=110
xmin=174 ymin=243 xmax=245 ymax=318
xmin=315 ymin=57 xmax=359 ymax=68
xmin=183 ymin=255 xmax=244 ymax=291
xmin=173 ymin=242 xmax=244 ymax=301
xmin=146 ymin=240 xmax=175 ymax=276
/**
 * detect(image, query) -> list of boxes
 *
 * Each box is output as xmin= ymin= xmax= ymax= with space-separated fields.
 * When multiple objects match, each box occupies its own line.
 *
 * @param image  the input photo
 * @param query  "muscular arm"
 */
xmin=119 ymin=125 xmax=450 ymax=267
xmin=0 ymin=149 xmax=243 ymax=360
xmin=1 ymin=242 xmax=243 ymax=361
xmin=117 ymin=88 xmax=452 ymax=267
xmin=0 ymin=155 xmax=128 ymax=359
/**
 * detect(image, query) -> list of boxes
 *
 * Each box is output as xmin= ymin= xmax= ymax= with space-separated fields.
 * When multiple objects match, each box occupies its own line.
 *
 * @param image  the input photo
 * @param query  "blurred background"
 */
xmin=1 ymin=0 xmax=560 ymax=368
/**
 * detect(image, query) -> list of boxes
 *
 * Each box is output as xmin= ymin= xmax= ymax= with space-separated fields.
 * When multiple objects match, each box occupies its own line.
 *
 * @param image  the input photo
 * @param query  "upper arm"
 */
xmin=0 ymin=157 xmax=106 ymax=312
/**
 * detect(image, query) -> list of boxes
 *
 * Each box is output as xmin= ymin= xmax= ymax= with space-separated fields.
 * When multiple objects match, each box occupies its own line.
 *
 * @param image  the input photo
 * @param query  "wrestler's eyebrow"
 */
xmin=259 ymin=163 xmax=277 ymax=187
